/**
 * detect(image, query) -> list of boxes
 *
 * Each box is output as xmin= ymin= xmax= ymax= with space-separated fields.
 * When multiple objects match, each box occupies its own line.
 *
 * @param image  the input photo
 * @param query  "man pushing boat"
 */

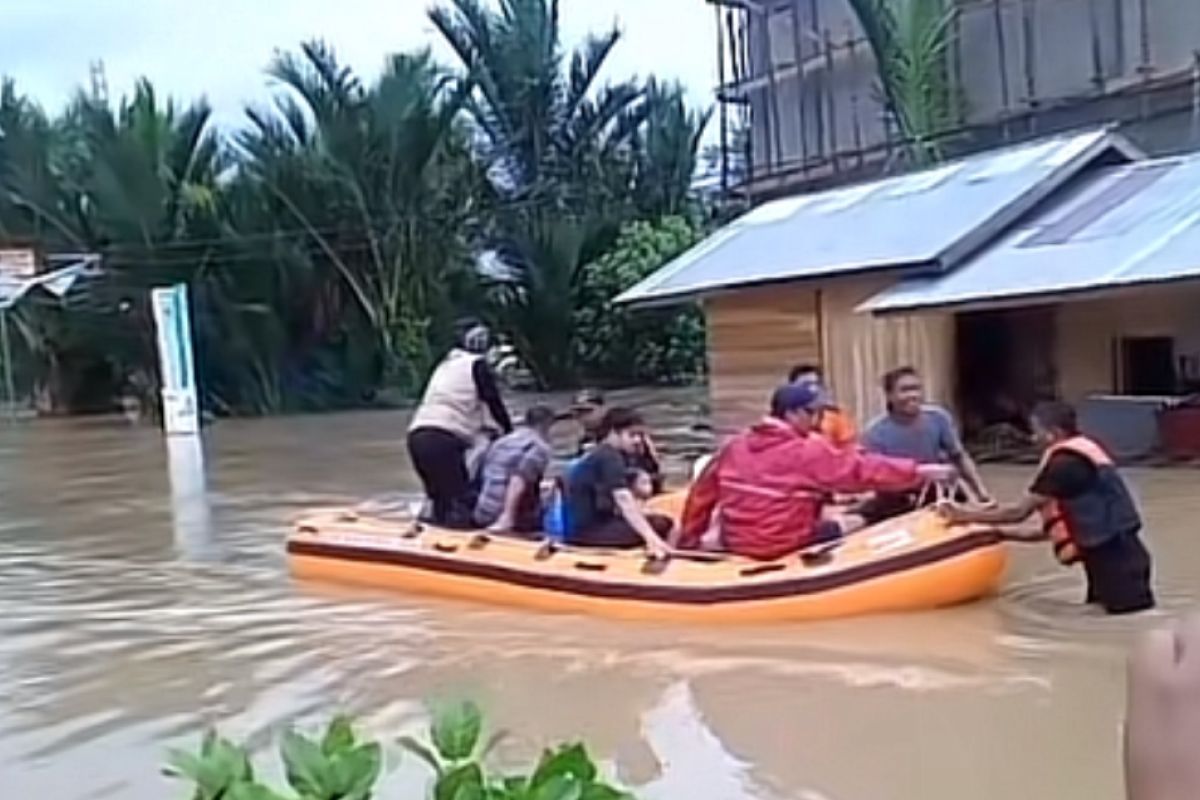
xmin=940 ymin=400 xmax=1155 ymax=615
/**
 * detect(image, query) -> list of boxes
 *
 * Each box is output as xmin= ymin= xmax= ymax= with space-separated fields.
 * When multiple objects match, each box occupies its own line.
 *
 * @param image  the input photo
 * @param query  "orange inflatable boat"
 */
xmin=287 ymin=492 xmax=1007 ymax=624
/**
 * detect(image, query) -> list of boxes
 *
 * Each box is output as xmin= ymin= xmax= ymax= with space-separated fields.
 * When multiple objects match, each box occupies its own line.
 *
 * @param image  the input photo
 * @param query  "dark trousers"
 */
xmin=407 ymin=427 xmax=473 ymax=528
xmin=570 ymin=513 xmax=674 ymax=549
xmin=1081 ymin=534 xmax=1156 ymax=615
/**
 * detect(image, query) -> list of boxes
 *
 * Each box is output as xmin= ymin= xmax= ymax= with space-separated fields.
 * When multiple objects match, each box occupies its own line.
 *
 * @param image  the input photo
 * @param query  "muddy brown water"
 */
xmin=1 ymin=387 xmax=1198 ymax=799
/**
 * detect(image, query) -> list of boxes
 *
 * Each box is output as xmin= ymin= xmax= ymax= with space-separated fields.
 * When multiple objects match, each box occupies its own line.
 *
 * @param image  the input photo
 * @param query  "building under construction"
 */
xmin=710 ymin=0 xmax=1200 ymax=200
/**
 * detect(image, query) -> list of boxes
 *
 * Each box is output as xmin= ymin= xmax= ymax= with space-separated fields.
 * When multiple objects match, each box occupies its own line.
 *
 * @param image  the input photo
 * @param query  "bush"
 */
xmin=572 ymin=217 xmax=706 ymax=386
xmin=165 ymin=700 xmax=633 ymax=800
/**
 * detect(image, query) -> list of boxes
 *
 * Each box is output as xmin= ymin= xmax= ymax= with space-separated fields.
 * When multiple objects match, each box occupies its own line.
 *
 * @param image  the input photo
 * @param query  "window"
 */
xmin=1118 ymin=336 xmax=1177 ymax=396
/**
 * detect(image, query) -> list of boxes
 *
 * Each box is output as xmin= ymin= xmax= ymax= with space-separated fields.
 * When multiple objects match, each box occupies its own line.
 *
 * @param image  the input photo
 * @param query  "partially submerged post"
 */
xmin=150 ymin=283 xmax=200 ymax=436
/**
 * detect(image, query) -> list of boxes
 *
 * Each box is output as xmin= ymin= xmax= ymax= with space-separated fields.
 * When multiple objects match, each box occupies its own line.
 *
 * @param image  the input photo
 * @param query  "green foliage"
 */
xmin=572 ymin=217 xmax=706 ymax=386
xmin=431 ymin=0 xmax=708 ymax=389
xmin=166 ymin=703 xmax=632 ymax=800
xmin=165 ymin=730 xmax=263 ymax=800
xmin=280 ymin=715 xmax=382 ymax=799
xmin=0 ymin=3 xmax=710 ymax=413
xmin=846 ymin=0 xmax=959 ymax=165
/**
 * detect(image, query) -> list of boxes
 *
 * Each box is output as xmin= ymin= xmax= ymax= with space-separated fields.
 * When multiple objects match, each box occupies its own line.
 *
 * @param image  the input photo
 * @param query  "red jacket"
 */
xmin=679 ymin=418 xmax=922 ymax=560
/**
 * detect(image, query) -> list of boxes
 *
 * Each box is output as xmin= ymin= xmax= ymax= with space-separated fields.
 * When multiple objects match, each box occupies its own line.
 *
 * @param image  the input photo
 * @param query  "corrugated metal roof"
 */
xmin=861 ymin=151 xmax=1200 ymax=313
xmin=617 ymin=128 xmax=1138 ymax=306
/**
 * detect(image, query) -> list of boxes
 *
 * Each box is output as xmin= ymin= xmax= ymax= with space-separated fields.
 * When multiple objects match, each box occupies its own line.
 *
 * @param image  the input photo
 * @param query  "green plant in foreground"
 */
xmin=166 ymin=701 xmax=632 ymax=800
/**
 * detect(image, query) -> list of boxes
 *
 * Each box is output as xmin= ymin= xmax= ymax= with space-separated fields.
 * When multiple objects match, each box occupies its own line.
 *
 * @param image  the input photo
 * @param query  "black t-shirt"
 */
xmin=567 ymin=444 xmax=629 ymax=532
xmin=576 ymin=432 xmax=662 ymax=488
xmin=1030 ymin=452 xmax=1099 ymax=500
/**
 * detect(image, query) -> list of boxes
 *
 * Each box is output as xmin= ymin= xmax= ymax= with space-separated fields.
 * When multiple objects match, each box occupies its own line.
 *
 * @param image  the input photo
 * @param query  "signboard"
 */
xmin=151 ymin=284 xmax=199 ymax=435
xmin=0 ymin=249 xmax=37 ymax=279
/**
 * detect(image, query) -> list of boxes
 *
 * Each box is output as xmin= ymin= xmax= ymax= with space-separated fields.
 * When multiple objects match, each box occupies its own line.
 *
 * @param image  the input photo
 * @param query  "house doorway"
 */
xmin=955 ymin=306 xmax=1058 ymax=440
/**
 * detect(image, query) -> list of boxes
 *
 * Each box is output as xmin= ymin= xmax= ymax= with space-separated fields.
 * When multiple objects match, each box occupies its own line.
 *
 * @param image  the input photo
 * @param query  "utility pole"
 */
xmin=89 ymin=60 xmax=109 ymax=105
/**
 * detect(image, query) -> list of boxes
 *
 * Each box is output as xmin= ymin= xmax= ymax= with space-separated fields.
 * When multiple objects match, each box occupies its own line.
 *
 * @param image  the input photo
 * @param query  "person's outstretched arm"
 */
xmin=941 ymin=493 xmax=1044 ymax=526
xmin=472 ymin=359 xmax=512 ymax=433
xmin=800 ymin=437 xmax=928 ymax=495
xmin=936 ymin=407 xmax=993 ymax=502
xmin=614 ymin=489 xmax=670 ymax=559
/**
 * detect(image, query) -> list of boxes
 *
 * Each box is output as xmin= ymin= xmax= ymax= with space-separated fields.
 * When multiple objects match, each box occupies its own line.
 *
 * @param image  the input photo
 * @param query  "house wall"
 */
xmin=703 ymin=277 xmax=957 ymax=434
xmin=819 ymin=278 xmax=957 ymax=427
xmin=1056 ymin=283 xmax=1200 ymax=400
xmin=705 ymin=285 xmax=820 ymax=434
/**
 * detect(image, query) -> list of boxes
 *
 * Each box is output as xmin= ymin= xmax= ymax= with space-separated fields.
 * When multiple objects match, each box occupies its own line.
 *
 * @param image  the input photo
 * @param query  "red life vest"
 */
xmin=1036 ymin=436 xmax=1112 ymax=566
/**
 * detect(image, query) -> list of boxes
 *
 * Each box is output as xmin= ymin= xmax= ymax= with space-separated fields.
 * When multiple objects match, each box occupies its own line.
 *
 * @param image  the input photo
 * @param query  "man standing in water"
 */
xmin=407 ymin=319 xmax=512 ymax=527
xmin=941 ymin=401 xmax=1155 ymax=615
xmin=860 ymin=366 xmax=993 ymax=520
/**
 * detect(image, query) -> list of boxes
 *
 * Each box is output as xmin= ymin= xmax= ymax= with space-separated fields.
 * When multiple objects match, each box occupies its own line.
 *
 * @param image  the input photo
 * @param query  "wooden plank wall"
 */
xmin=819 ymin=277 xmax=956 ymax=427
xmin=705 ymin=285 xmax=820 ymax=434
xmin=703 ymin=277 xmax=956 ymax=435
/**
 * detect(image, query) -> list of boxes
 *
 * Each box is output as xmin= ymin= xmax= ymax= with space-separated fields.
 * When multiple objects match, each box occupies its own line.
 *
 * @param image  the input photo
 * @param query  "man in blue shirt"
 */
xmin=860 ymin=366 xmax=993 ymax=522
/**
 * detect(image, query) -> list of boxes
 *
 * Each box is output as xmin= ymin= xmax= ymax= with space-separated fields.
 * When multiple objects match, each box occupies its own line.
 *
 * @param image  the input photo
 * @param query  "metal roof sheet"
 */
xmin=617 ymin=128 xmax=1137 ymax=306
xmin=861 ymin=151 xmax=1200 ymax=314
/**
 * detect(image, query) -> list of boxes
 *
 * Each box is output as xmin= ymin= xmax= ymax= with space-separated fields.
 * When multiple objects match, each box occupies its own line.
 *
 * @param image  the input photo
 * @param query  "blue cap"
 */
xmin=770 ymin=382 xmax=833 ymax=417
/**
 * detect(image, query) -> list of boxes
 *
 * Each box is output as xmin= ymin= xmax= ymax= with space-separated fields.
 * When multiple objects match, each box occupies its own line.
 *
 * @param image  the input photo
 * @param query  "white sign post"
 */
xmin=150 ymin=284 xmax=200 ymax=435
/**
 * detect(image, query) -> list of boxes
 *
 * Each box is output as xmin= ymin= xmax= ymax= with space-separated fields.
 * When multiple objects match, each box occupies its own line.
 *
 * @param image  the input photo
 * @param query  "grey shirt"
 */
xmin=862 ymin=405 xmax=964 ymax=464
xmin=473 ymin=427 xmax=552 ymax=526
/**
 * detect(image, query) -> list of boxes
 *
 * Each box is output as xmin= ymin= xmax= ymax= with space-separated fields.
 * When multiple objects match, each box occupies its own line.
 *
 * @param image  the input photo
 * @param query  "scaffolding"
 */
xmin=708 ymin=0 xmax=1200 ymax=200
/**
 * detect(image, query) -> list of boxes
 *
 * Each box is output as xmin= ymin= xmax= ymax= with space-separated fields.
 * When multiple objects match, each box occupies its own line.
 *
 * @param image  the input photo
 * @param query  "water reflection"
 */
xmin=165 ymin=435 xmax=215 ymax=562
xmin=0 ymin=389 xmax=1195 ymax=800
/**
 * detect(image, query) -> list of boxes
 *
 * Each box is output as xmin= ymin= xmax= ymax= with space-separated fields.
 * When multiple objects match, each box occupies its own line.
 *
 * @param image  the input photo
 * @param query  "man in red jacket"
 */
xmin=676 ymin=383 xmax=955 ymax=561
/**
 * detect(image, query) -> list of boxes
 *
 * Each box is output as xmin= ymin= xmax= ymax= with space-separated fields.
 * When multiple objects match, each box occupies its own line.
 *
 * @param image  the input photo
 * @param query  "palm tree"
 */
xmin=429 ymin=0 xmax=644 ymax=203
xmin=236 ymin=42 xmax=482 ymax=393
xmin=430 ymin=0 xmax=653 ymax=386
xmin=846 ymin=0 xmax=958 ymax=165
xmin=632 ymin=79 xmax=712 ymax=218
xmin=0 ymin=79 xmax=222 ymax=412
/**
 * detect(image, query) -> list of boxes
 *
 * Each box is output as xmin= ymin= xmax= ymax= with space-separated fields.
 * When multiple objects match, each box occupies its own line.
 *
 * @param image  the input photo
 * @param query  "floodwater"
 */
xmin=1 ymin=387 xmax=1198 ymax=800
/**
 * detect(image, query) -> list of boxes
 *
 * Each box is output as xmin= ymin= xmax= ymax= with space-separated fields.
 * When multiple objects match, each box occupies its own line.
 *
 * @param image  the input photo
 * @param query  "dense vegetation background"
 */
xmin=0 ymin=0 xmax=719 ymax=417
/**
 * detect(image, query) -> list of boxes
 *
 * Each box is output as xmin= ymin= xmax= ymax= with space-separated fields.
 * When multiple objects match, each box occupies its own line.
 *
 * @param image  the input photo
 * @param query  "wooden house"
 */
xmin=618 ymin=129 xmax=1200 ymax=453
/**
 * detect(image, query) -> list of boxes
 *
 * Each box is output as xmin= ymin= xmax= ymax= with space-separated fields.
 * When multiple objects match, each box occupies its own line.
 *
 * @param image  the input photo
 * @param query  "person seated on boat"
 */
xmin=571 ymin=388 xmax=664 ymax=494
xmin=788 ymin=363 xmax=857 ymax=448
xmin=473 ymin=405 xmax=556 ymax=535
xmin=564 ymin=407 xmax=673 ymax=558
xmin=940 ymin=401 xmax=1155 ymax=615
xmin=407 ymin=319 xmax=513 ymax=528
xmin=675 ymin=383 xmax=955 ymax=561
xmin=858 ymin=365 xmax=993 ymax=524
xmin=627 ymin=468 xmax=656 ymax=505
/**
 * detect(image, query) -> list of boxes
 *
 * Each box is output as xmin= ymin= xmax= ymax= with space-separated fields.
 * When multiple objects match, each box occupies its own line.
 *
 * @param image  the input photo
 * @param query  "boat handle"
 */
xmin=740 ymin=563 xmax=786 ymax=577
xmin=297 ymin=524 xmax=318 ymax=535
xmin=573 ymin=561 xmax=607 ymax=572
xmin=433 ymin=542 xmax=459 ymax=554
xmin=641 ymin=555 xmax=670 ymax=576
xmin=799 ymin=542 xmax=838 ymax=567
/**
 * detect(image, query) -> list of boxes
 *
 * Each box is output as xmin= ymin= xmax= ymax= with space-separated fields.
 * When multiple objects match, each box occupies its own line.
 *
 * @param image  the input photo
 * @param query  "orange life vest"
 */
xmin=1035 ymin=436 xmax=1113 ymax=566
